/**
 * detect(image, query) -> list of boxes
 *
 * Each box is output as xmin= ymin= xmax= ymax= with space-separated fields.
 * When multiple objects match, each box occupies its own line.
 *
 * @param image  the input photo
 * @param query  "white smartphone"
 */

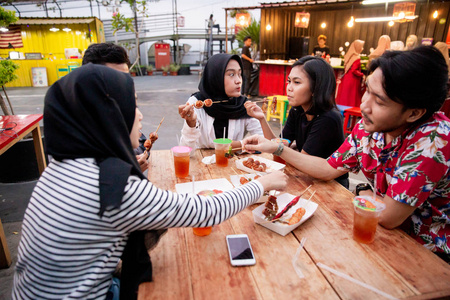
xmin=226 ymin=234 xmax=256 ymax=266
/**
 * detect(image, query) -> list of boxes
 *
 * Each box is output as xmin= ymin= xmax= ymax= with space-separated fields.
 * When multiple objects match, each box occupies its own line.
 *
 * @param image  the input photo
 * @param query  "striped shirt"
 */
xmin=12 ymin=158 xmax=263 ymax=299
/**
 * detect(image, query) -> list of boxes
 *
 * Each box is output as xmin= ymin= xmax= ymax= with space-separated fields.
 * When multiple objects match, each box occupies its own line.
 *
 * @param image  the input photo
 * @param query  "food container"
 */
xmin=252 ymin=193 xmax=318 ymax=236
xmin=235 ymin=155 xmax=286 ymax=174
xmin=229 ymin=174 xmax=270 ymax=203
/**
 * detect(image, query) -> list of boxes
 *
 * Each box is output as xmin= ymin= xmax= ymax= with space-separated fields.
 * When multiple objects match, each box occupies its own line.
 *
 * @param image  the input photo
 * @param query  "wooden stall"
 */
xmin=0 ymin=17 xmax=105 ymax=87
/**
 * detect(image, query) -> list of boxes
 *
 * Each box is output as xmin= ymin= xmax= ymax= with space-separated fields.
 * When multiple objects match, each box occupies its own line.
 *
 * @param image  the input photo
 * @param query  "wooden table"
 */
xmin=139 ymin=150 xmax=450 ymax=300
xmin=0 ymin=114 xmax=47 ymax=269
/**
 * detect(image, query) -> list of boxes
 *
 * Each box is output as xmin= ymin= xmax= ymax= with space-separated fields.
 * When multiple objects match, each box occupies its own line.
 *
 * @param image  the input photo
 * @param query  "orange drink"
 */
xmin=171 ymin=146 xmax=192 ymax=178
xmin=193 ymin=226 xmax=212 ymax=236
xmin=271 ymin=138 xmax=290 ymax=164
xmin=352 ymin=196 xmax=385 ymax=244
xmin=213 ymin=138 xmax=232 ymax=168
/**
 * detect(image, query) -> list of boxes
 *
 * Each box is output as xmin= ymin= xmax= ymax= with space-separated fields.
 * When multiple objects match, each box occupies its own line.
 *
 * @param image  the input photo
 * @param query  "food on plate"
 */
xmin=242 ymin=158 xmax=267 ymax=172
xmin=263 ymin=195 xmax=278 ymax=221
xmin=194 ymin=100 xmax=204 ymax=109
xmin=240 ymin=177 xmax=250 ymax=185
xmin=197 ymin=189 xmax=223 ymax=196
xmin=288 ymin=207 xmax=306 ymax=225
xmin=204 ymin=99 xmax=213 ymax=107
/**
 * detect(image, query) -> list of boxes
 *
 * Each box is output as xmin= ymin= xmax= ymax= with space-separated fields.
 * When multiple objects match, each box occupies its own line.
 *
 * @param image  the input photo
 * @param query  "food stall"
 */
xmin=0 ymin=17 xmax=105 ymax=87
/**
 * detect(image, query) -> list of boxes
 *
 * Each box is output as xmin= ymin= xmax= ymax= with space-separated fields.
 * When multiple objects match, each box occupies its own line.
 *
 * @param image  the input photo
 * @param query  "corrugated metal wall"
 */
xmin=260 ymin=1 xmax=450 ymax=60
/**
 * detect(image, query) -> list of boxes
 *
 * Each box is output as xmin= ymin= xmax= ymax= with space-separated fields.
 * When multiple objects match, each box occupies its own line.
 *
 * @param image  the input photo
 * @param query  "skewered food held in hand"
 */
xmin=271 ymin=97 xmax=277 ymax=114
xmin=194 ymin=100 xmax=204 ymax=109
xmin=204 ymin=99 xmax=213 ymax=107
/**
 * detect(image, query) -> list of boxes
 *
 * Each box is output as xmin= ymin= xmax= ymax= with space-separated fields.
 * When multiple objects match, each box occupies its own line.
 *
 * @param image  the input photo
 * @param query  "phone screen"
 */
xmin=228 ymin=237 xmax=254 ymax=260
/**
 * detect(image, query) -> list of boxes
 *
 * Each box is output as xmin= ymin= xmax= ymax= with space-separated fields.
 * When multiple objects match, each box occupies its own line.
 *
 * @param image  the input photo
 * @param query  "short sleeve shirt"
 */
xmin=327 ymin=112 xmax=450 ymax=255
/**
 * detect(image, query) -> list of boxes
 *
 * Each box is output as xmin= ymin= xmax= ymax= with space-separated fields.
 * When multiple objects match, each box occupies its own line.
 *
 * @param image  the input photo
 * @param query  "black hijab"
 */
xmin=44 ymin=63 xmax=160 ymax=299
xmin=194 ymin=53 xmax=249 ymax=138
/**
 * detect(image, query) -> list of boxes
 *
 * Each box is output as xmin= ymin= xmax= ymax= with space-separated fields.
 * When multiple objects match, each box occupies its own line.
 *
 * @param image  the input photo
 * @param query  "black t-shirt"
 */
xmin=241 ymin=46 xmax=252 ymax=70
xmin=282 ymin=107 xmax=348 ymax=182
xmin=312 ymin=46 xmax=330 ymax=57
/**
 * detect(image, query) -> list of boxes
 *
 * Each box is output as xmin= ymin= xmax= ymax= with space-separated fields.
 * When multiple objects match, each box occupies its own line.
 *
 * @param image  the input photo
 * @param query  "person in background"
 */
xmin=435 ymin=42 xmax=450 ymax=76
xmin=207 ymin=14 xmax=221 ymax=33
xmin=335 ymin=40 xmax=365 ymax=107
xmin=243 ymin=46 xmax=450 ymax=263
xmin=245 ymin=56 xmax=349 ymax=188
xmin=241 ymin=36 xmax=254 ymax=98
xmin=312 ymin=34 xmax=330 ymax=57
xmin=178 ymin=53 xmax=262 ymax=150
xmin=82 ymin=42 xmax=149 ymax=172
xmin=404 ymin=34 xmax=418 ymax=51
xmin=390 ymin=40 xmax=404 ymax=51
xmin=12 ymin=63 xmax=288 ymax=299
xmin=369 ymin=35 xmax=391 ymax=63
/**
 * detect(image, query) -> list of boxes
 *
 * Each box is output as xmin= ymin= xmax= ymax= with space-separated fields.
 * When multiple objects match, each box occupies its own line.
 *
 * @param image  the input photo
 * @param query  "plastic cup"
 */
xmin=271 ymin=138 xmax=291 ymax=164
xmin=193 ymin=227 xmax=212 ymax=236
xmin=352 ymin=196 xmax=386 ymax=244
xmin=213 ymin=138 xmax=232 ymax=167
xmin=171 ymin=146 xmax=192 ymax=178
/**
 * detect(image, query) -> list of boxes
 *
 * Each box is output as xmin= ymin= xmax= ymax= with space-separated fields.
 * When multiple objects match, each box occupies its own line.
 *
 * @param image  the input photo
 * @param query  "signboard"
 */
xmin=31 ymin=67 xmax=48 ymax=87
xmin=177 ymin=16 xmax=185 ymax=27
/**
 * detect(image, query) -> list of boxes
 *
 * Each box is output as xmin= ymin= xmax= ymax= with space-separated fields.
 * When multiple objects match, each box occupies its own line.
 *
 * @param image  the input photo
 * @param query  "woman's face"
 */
xmin=130 ymin=100 xmax=143 ymax=149
xmin=286 ymin=66 xmax=313 ymax=110
xmin=224 ymin=59 xmax=242 ymax=98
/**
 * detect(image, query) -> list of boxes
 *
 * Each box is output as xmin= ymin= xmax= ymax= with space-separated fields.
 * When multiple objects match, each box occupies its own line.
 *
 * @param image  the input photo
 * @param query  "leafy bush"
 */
xmin=161 ymin=65 xmax=170 ymax=72
xmin=0 ymin=59 xmax=19 ymax=86
xmin=169 ymin=63 xmax=180 ymax=72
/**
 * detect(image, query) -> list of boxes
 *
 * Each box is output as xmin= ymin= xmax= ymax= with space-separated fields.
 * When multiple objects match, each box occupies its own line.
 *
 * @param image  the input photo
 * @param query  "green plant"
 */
xmin=111 ymin=12 xmax=134 ymax=35
xmin=146 ymin=65 xmax=154 ymax=71
xmin=235 ymin=18 xmax=260 ymax=54
xmin=0 ymin=59 xmax=19 ymax=115
xmin=161 ymin=65 xmax=170 ymax=72
xmin=228 ymin=9 xmax=249 ymax=18
xmin=130 ymin=65 xmax=139 ymax=73
xmin=0 ymin=7 xmax=18 ymax=28
xmin=169 ymin=63 xmax=180 ymax=72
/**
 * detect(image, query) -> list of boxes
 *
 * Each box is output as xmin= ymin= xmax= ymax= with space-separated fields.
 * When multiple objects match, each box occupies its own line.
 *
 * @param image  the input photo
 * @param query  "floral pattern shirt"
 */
xmin=328 ymin=112 xmax=450 ymax=256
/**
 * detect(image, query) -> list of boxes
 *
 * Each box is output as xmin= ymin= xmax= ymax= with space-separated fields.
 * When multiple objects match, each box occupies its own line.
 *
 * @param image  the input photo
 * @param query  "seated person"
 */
xmin=245 ymin=56 xmax=349 ymax=188
xmin=312 ymin=35 xmax=330 ymax=57
xmin=82 ymin=42 xmax=149 ymax=172
xmin=243 ymin=46 xmax=450 ymax=263
xmin=12 ymin=64 xmax=288 ymax=299
xmin=178 ymin=53 xmax=263 ymax=149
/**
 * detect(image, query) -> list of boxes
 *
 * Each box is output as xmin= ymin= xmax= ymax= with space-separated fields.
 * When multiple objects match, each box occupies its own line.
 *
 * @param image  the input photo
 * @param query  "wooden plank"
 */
xmin=138 ymin=228 xmax=193 ymax=300
xmin=0 ymin=218 xmax=12 ymax=269
xmin=31 ymin=124 xmax=47 ymax=175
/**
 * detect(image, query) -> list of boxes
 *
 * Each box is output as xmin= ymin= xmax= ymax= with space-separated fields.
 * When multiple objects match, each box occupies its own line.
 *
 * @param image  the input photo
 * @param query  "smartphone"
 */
xmin=226 ymin=234 xmax=256 ymax=266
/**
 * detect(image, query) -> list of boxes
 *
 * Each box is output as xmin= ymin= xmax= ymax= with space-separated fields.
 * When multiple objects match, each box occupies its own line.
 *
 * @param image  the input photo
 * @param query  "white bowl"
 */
xmin=252 ymin=193 xmax=318 ymax=236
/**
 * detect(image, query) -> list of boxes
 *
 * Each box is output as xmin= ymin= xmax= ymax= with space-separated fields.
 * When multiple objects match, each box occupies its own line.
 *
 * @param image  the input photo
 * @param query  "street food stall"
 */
xmin=0 ymin=17 xmax=105 ymax=87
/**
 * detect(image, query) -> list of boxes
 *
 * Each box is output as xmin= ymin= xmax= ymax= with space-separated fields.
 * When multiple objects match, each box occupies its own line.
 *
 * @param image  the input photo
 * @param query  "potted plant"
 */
xmin=139 ymin=65 xmax=147 ymax=76
xmin=161 ymin=65 xmax=169 ymax=76
xmin=130 ymin=65 xmax=138 ymax=77
xmin=0 ymin=59 xmax=19 ymax=115
xmin=146 ymin=65 xmax=154 ymax=75
xmin=178 ymin=64 xmax=191 ymax=75
xmin=169 ymin=63 xmax=180 ymax=76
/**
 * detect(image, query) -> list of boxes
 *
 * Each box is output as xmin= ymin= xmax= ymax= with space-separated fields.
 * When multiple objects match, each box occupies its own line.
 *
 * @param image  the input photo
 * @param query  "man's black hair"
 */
xmin=292 ymin=56 xmax=336 ymax=115
xmin=82 ymin=43 xmax=130 ymax=67
xmin=243 ymin=36 xmax=251 ymax=42
xmin=369 ymin=46 xmax=448 ymax=122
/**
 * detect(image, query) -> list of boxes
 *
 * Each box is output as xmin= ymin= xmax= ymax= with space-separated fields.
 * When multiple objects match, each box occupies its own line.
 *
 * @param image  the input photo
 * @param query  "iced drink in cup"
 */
xmin=213 ymin=138 xmax=232 ymax=167
xmin=352 ymin=196 xmax=386 ymax=244
xmin=193 ymin=189 xmax=222 ymax=236
xmin=271 ymin=138 xmax=290 ymax=164
xmin=171 ymin=146 xmax=191 ymax=178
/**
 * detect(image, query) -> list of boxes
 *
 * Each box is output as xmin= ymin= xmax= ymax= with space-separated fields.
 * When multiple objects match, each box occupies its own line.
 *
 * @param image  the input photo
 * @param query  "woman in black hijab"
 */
xmin=178 ymin=53 xmax=262 ymax=149
xmin=12 ymin=63 xmax=287 ymax=300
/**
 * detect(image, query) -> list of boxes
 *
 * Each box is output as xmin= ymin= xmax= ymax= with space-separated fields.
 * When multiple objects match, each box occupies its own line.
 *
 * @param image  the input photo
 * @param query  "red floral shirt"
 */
xmin=328 ymin=112 xmax=450 ymax=256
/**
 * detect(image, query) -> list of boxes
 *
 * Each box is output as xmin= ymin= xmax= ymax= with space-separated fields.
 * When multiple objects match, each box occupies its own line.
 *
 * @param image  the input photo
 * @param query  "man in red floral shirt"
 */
xmin=243 ymin=46 xmax=450 ymax=262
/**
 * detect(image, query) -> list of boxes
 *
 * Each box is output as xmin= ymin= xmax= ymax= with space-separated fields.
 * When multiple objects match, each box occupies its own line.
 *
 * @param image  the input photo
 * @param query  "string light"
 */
xmin=266 ymin=23 xmax=272 ymax=30
xmin=321 ymin=22 xmax=326 ymax=28
xmin=433 ymin=10 xmax=438 ymax=19
xmin=49 ymin=26 xmax=59 ymax=32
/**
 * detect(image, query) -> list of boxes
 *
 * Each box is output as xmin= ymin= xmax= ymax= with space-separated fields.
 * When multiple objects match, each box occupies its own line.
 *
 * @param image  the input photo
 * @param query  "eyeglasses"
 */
xmin=1 ymin=122 xmax=19 ymax=139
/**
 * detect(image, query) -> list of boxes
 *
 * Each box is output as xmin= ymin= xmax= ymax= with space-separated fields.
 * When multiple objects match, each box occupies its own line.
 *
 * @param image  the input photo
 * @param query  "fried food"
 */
xmin=263 ymin=195 xmax=278 ymax=221
xmin=204 ymin=99 xmax=213 ymax=107
xmin=288 ymin=207 xmax=306 ymax=225
xmin=194 ymin=100 xmax=204 ymax=109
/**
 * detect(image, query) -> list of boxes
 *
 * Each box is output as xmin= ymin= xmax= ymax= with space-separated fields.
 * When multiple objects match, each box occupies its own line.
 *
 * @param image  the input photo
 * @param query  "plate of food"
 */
xmin=252 ymin=193 xmax=318 ymax=236
xmin=235 ymin=155 xmax=285 ymax=174
xmin=175 ymin=178 xmax=234 ymax=195
xmin=229 ymin=174 xmax=270 ymax=203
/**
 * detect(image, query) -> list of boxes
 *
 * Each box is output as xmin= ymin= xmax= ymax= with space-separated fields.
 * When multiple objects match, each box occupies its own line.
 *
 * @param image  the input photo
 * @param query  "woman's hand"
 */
xmin=244 ymin=101 xmax=265 ymax=120
xmin=178 ymin=103 xmax=197 ymax=127
xmin=256 ymin=171 xmax=288 ymax=192
xmin=242 ymin=134 xmax=278 ymax=154
xmin=136 ymin=152 xmax=149 ymax=172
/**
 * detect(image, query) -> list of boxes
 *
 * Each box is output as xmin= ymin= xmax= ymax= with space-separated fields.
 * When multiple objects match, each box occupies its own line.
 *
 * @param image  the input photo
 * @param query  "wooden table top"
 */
xmin=139 ymin=149 xmax=450 ymax=300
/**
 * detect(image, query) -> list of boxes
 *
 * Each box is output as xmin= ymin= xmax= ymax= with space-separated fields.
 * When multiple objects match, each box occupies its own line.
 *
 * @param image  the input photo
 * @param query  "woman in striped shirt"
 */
xmin=12 ymin=64 xmax=287 ymax=299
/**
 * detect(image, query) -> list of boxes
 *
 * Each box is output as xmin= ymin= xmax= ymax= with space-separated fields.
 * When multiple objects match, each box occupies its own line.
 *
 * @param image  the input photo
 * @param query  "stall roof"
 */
xmin=224 ymin=0 xmax=359 ymax=10
xmin=14 ymin=17 xmax=98 ymax=25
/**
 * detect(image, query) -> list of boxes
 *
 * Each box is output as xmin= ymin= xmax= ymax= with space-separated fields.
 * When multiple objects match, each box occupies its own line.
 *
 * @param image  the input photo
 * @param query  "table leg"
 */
xmin=32 ymin=125 xmax=47 ymax=175
xmin=0 ymin=219 xmax=12 ymax=269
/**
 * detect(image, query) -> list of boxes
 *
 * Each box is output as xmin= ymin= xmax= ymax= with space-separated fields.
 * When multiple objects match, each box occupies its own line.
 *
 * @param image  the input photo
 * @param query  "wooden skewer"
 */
xmin=155 ymin=116 xmax=165 ymax=134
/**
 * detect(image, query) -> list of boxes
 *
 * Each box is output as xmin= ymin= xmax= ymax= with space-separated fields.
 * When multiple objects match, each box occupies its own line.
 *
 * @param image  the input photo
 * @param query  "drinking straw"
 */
xmin=176 ymin=134 xmax=180 ymax=146
xmin=223 ymin=127 xmax=226 ymax=139
xmin=292 ymin=237 xmax=307 ymax=279
xmin=316 ymin=263 xmax=397 ymax=300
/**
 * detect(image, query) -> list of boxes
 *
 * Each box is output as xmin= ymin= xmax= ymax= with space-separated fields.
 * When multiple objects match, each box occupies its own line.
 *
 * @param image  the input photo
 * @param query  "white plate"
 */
xmin=229 ymin=174 xmax=269 ymax=203
xmin=235 ymin=155 xmax=285 ymax=174
xmin=175 ymin=178 xmax=234 ymax=194
xmin=252 ymin=193 xmax=318 ymax=236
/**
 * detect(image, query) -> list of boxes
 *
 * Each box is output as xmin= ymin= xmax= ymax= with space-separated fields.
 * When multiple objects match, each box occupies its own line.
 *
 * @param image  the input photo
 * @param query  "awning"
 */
xmin=13 ymin=17 xmax=97 ymax=25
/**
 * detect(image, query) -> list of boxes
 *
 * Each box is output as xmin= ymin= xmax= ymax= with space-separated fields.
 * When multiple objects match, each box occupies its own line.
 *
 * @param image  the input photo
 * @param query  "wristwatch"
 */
xmin=355 ymin=183 xmax=373 ymax=196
